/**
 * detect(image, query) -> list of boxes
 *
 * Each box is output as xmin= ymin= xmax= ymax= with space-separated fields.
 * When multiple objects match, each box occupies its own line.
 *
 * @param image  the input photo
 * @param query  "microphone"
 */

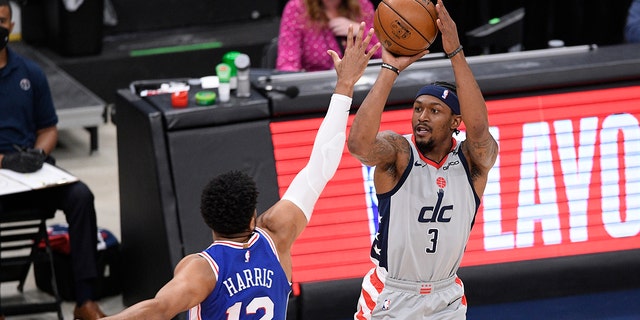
xmin=253 ymin=83 xmax=299 ymax=98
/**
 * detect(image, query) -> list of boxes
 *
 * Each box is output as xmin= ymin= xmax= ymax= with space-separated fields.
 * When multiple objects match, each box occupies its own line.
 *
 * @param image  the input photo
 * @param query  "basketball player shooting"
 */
xmin=348 ymin=1 xmax=498 ymax=319
xmin=102 ymin=23 xmax=380 ymax=320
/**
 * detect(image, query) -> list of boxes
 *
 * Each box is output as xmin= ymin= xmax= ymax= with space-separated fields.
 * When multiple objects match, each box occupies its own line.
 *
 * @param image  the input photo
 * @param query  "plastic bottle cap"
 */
xmin=195 ymin=91 xmax=216 ymax=106
xmin=171 ymin=91 xmax=189 ymax=108
xmin=223 ymin=51 xmax=241 ymax=76
xmin=234 ymin=54 xmax=251 ymax=70
xmin=216 ymin=63 xmax=232 ymax=83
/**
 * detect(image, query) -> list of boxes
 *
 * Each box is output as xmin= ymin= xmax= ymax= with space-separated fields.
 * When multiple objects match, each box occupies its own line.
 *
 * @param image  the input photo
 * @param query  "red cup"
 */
xmin=171 ymin=91 xmax=189 ymax=108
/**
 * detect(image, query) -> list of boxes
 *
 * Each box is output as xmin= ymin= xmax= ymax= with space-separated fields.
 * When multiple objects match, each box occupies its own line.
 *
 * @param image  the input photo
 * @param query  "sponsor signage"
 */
xmin=270 ymin=86 xmax=640 ymax=284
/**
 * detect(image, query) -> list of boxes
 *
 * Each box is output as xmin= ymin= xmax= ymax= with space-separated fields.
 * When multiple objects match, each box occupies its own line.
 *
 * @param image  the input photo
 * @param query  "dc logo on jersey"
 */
xmin=20 ymin=78 xmax=31 ymax=91
xmin=418 ymin=189 xmax=453 ymax=223
xmin=361 ymin=165 xmax=379 ymax=242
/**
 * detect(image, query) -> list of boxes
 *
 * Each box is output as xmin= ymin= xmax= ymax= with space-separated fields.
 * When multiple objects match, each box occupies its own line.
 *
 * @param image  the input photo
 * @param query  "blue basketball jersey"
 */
xmin=189 ymin=227 xmax=291 ymax=320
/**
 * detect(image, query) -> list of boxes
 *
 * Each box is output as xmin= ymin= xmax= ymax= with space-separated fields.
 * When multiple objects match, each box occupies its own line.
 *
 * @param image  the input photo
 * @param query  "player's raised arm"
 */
xmin=437 ymin=0 xmax=497 ymax=196
xmin=257 ymin=23 xmax=380 ymax=272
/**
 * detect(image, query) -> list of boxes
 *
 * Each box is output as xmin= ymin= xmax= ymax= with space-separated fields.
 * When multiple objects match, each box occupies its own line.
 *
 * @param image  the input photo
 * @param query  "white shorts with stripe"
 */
xmin=354 ymin=267 xmax=467 ymax=320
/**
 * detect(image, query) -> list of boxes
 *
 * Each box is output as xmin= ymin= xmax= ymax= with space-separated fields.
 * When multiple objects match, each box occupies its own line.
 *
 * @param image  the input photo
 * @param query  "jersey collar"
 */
xmin=411 ymin=135 xmax=458 ymax=169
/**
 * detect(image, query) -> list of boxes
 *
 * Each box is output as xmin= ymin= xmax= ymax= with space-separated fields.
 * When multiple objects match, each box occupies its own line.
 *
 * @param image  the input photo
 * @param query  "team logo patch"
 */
xmin=20 ymin=78 xmax=31 ymax=91
xmin=420 ymin=283 xmax=433 ymax=294
xmin=436 ymin=176 xmax=447 ymax=189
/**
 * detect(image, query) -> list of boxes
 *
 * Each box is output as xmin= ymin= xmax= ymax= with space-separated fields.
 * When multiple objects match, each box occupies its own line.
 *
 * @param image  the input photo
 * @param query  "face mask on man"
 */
xmin=0 ymin=26 xmax=9 ymax=51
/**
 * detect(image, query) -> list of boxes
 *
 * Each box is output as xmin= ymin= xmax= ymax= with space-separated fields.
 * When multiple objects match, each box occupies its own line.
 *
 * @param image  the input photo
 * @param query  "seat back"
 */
xmin=261 ymin=36 xmax=279 ymax=69
xmin=0 ymin=208 xmax=63 ymax=319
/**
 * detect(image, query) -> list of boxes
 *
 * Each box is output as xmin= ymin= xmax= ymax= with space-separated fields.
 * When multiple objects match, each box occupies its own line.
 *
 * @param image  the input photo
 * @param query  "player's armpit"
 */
xmin=464 ymin=134 xmax=498 ymax=174
xmin=257 ymin=201 xmax=307 ymax=249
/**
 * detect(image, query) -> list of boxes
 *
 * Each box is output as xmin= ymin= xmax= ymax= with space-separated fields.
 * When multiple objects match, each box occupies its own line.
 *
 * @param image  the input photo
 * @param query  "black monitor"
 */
xmin=465 ymin=7 xmax=525 ymax=55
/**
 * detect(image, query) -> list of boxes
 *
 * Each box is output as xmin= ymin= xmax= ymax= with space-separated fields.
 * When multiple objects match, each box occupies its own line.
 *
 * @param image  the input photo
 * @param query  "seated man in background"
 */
xmin=0 ymin=1 xmax=106 ymax=319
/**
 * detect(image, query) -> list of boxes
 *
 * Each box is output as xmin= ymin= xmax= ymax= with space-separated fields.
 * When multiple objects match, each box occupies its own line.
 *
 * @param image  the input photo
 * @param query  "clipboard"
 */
xmin=0 ymin=163 xmax=79 ymax=196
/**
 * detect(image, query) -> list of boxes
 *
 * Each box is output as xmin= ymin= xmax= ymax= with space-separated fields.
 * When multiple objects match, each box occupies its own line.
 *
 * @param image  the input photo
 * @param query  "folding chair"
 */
xmin=0 ymin=207 xmax=64 ymax=320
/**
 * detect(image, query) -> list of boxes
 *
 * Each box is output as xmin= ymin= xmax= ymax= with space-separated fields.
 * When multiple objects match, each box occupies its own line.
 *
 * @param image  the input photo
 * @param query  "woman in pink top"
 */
xmin=277 ymin=0 xmax=381 ymax=72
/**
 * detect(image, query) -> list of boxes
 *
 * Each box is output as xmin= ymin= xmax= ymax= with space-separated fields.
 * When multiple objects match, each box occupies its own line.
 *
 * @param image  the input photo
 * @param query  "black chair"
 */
xmin=0 ymin=207 xmax=64 ymax=320
xmin=261 ymin=36 xmax=279 ymax=69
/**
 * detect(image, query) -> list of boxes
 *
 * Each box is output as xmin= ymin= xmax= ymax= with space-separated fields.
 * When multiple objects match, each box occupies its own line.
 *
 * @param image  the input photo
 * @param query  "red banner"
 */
xmin=270 ymin=86 xmax=640 ymax=285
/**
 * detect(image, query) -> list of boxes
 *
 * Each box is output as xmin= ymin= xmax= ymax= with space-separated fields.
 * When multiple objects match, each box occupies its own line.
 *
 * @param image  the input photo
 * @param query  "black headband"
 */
xmin=415 ymin=84 xmax=460 ymax=115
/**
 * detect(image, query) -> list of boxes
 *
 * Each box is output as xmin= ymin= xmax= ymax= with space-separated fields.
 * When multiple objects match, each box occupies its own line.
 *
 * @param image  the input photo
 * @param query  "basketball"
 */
xmin=374 ymin=0 xmax=439 ymax=56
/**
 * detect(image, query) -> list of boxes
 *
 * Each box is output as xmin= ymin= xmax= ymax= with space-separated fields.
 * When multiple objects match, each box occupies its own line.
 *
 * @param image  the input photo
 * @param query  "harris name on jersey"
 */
xmin=222 ymin=267 xmax=275 ymax=297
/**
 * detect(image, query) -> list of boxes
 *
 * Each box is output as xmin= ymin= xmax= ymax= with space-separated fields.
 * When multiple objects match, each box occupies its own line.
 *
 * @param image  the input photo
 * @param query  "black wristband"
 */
xmin=381 ymin=63 xmax=400 ymax=75
xmin=446 ymin=45 xmax=463 ymax=59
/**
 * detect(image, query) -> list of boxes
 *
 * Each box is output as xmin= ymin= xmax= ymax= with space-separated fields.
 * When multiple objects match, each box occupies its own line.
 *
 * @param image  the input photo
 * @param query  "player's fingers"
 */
xmin=437 ymin=0 xmax=448 ymax=16
xmin=354 ymin=22 xmax=366 ymax=47
xmin=415 ymin=49 xmax=429 ymax=60
xmin=362 ymin=25 xmax=374 ymax=48
xmin=366 ymin=42 xmax=382 ymax=59
xmin=346 ymin=23 xmax=356 ymax=48
xmin=436 ymin=18 xmax=444 ymax=31
xmin=327 ymin=50 xmax=340 ymax=65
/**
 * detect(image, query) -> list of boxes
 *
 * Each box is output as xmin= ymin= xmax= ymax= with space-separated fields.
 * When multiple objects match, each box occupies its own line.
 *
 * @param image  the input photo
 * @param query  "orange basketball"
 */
xmin=374 ymin=0 xmax=439 ymax=56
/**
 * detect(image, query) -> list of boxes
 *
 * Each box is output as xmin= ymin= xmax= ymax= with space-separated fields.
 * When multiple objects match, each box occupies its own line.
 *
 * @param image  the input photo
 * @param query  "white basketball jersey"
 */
xmin=370 ymin=135 xmax=480 ymax=282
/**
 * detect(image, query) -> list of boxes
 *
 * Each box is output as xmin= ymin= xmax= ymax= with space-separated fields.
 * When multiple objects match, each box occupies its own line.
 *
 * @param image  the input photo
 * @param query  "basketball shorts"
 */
xmin=354 ymin=267 xmax=467 ymax=320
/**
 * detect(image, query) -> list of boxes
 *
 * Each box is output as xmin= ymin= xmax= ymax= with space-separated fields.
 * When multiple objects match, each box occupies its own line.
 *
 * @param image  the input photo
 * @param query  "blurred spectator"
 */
xmin=625 ymin=0 xmax=640 ymax=43
xmin=277 ymin=0 xmax=381 ymax=72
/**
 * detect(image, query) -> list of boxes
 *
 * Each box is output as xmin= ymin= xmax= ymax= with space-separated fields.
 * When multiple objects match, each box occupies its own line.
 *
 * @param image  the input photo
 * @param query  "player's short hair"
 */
xmin=432 ymin=81 xmax=457 ymax=95
xmin=200 ymin=170 xmax=258 ymax=235
xmin=0 ymin=0 xmax=12 ymax=19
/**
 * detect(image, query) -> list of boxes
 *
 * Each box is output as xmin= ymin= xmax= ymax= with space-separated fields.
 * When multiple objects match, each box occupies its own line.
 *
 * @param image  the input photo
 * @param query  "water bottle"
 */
xmin=235 ymin=54 xmax=251 ymax=98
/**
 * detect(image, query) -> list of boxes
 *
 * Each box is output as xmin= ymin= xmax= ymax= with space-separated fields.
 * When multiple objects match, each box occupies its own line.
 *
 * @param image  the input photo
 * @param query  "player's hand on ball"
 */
xmin=381 ymin=46 xmax=428 ymax=73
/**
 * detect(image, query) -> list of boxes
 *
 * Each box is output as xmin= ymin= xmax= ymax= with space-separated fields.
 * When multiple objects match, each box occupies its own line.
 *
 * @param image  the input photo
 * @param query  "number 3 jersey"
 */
xmin=189 ymin=227 xmax=291 ymax=320
xmin=371 ymin=135 xmax=480 ymax=282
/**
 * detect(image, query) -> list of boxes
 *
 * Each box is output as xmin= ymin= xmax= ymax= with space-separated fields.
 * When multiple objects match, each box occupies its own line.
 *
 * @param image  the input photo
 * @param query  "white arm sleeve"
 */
xmin=281 ymin=93 xmax=351 ymax=221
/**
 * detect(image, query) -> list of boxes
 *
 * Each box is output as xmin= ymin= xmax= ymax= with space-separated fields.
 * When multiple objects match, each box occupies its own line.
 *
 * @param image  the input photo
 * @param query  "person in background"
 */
xmin=0 ymin=1 xmax=106 ymax=319
xmin=277 ymin=0 xmax=381 ymax=72
xmin=101 ymin=23 xmax=381 ymax=320
xmin=347 ymin=0 xmax=499 ymax=318
xmin=625 ymin=0 xmax=640 ymax=43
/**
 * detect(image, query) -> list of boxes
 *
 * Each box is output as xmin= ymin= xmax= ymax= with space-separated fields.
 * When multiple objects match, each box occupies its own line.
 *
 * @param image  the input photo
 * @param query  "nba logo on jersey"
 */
xmin=382 ymin=299 xmax=391 ymax=310
xmin=361 ymin=165 xmax=379 ymax=242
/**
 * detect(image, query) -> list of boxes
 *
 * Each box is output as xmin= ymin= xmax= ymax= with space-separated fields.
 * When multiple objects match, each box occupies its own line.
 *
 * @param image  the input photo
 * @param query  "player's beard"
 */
xmin=415 ymin=138 xmax=435 ymax=156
